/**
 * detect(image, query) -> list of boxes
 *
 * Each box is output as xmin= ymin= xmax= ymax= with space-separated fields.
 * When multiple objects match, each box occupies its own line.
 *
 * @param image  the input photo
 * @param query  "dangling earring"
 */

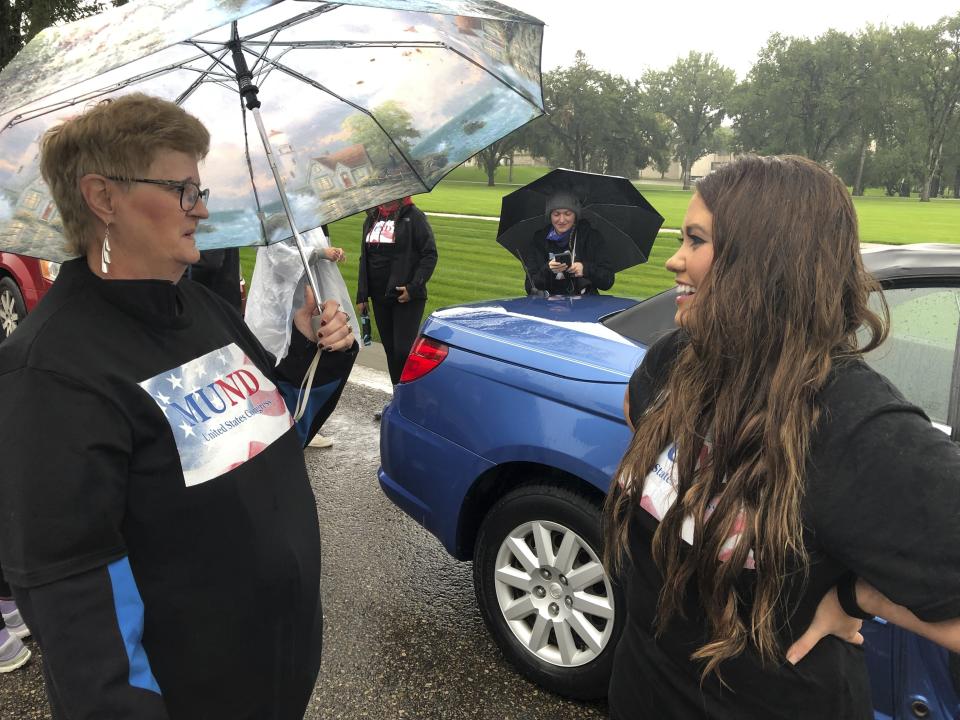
xmin=100 ymin=225 xmax=111 ymax=275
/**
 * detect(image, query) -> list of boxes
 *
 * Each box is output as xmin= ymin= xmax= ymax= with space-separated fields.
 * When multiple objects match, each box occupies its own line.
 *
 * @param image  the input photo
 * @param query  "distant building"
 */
xmin=309 ymin=145 xmax=374 ymax=193
xmin=639 ymin=152 xmax=737 ymax=181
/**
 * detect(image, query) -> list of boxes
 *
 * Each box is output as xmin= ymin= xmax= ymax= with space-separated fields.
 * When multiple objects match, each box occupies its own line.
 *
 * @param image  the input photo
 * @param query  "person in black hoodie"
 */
xmin=0 ymin=93 xmax=357 ymax=719
xmin=521 ymin=191 xmax=614 ymax=296
xmin=356 ymin=197 xmax=438 ymax=384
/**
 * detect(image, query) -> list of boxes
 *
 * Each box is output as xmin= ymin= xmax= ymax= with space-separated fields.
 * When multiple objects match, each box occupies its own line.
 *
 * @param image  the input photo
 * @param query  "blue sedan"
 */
xmin=379 ymin=243 xmax=960 ymax=718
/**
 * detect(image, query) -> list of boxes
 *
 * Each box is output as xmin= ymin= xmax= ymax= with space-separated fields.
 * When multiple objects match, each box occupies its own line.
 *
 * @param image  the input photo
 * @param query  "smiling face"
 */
xmin=550 ymin=208 xmax=576 ymax=235
xmin=109 ymin=149 xmax=208 ymax=282
xmin=665 ymin=192 xmax=715 ymax=325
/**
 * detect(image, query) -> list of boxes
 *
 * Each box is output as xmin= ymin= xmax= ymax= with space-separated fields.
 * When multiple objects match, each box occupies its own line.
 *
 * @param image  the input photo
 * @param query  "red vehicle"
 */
xmin=0 ymin=252 xmax=60 ymax=342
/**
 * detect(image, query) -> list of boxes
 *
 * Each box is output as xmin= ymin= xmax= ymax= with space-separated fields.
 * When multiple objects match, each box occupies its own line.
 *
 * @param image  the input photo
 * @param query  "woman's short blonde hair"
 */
xmin=40 ymin=93 xmax=210 ymax=256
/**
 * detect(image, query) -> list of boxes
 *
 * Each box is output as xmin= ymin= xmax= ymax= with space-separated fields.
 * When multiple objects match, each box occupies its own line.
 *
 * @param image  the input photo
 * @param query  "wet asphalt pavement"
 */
xmin=0 ymin=378 xmax=607 ymax=720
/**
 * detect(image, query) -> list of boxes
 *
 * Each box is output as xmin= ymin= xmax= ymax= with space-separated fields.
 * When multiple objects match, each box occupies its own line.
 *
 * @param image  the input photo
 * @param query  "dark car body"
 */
xmin=379 ymin=243 xmax=960 ymax=718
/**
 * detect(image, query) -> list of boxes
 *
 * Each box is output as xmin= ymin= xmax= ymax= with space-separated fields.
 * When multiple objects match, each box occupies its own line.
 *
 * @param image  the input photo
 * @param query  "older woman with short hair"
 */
xmin=0 ymin=93 xmax=356 ymax=719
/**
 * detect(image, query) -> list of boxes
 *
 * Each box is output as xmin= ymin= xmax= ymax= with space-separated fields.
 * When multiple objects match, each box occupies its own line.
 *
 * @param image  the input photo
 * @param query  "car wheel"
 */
xmin=473 ymin=483 xmax=623 ymax=700
xmin=0 ymin=276 xmax=26 ymax=342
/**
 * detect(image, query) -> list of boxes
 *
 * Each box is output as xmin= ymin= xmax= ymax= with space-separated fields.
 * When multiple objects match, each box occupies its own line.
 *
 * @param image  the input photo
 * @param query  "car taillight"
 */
xmin=38 ymin=260 xmax=60 ymax=282
xmin=399 ymin=336 xmax=448 ymax=384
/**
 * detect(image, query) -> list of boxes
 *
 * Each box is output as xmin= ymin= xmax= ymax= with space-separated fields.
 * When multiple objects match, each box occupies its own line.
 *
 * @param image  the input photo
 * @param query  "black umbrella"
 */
xmin=496 ymin=168 xmax=664 ymax=273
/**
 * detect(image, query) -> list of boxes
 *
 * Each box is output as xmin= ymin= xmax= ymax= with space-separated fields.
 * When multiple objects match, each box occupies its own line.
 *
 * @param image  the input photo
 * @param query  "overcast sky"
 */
xmin=506 ymin=0 xmax=954 ymax=80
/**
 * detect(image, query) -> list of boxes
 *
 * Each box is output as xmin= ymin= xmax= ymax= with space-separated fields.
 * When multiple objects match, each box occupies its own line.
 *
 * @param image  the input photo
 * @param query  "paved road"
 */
xmin=0 ymin=378 xmax=607 ymax=720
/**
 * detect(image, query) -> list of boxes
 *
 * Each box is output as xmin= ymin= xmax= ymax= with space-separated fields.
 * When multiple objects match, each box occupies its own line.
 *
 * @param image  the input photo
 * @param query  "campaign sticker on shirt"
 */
xmin=139 ymin=343 xmax=293 ymax=487
xmin=624 ymin=442 xmax=755 ymax=570
xmin=366 ymin=220 xmax=396 ymax=244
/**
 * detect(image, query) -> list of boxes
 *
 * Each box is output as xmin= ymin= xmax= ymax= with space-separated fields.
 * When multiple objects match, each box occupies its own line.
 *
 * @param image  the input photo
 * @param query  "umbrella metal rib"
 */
xmin=238 ymin=3 xmax=341 ymax=41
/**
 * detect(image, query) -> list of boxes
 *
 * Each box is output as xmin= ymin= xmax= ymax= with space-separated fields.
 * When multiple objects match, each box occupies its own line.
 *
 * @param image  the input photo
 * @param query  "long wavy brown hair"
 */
xmin=604 ymin=155 xmax=888 ymax=677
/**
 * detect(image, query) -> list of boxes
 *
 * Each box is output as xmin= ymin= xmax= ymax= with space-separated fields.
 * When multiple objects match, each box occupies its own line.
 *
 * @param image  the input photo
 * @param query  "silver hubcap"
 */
xmin=493 ymin=520 xmax=615 ymax=667
xmin=0 ymin=289 xmax=19 ymax=337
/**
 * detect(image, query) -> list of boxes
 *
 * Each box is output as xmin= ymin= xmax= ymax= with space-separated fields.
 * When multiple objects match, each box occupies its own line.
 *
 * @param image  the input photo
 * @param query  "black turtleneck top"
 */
xmin=0 ymin=258 xmax=355 ymax=719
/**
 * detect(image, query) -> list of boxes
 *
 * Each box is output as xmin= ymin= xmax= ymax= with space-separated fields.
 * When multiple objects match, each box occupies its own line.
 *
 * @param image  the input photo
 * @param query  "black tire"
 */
xmin=0 ymin=276 xmax=27 ymax=343
xmin=473 ymin=482 xmax=623 ymax=700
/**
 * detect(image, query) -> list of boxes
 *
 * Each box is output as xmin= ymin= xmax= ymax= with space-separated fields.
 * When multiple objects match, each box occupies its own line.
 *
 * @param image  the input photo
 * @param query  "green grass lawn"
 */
xmin=414 ymin=176 xmax=692 ymax=228
xmin=239 ymin=166 xmax=960 ymax=341
xmin=414 ymin=168 xmax=958 ymax=245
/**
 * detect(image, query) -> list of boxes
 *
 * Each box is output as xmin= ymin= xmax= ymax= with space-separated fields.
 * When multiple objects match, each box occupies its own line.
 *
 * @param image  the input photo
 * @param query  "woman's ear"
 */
xmin=78 ymin=174 xmax=117 ymax=226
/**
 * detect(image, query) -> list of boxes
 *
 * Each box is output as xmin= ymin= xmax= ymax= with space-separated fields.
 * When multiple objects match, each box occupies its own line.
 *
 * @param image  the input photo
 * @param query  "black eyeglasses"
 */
xmin=107 ymin=177 xmax=210 ymax=212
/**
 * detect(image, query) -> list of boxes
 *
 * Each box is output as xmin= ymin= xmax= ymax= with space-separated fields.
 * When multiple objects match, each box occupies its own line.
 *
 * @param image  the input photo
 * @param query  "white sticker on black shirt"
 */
xmin=366 ymin=220 xmax=396 ymax=244
xmin=624 ymin=443 xmax=755 ymax=569
xmin=139 ymin=343 xmax=293 ymax=487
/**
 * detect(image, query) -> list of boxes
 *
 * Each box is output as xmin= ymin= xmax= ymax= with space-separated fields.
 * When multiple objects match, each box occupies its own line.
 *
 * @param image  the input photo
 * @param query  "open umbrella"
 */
xmin=496 ymin=168 xmax=664 ymax=274
xmin=0 ymin=0 xmax=544 ymax=304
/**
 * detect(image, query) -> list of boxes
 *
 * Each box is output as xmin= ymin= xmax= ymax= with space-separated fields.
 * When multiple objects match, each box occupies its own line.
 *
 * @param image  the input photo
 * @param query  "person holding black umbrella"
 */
xmin=520 ymin=191 xmax=614 ymax=296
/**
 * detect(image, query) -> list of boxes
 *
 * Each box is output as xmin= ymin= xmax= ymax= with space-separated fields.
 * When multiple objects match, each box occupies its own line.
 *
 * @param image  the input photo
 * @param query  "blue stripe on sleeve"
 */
xmin=277 ymin=378 xmax=341 ymax=444
xmin=106 ymin=558 xmax=162 ymax=695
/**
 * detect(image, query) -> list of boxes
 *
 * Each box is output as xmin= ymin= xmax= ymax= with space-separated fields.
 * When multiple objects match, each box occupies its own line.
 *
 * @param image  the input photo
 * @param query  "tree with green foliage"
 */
xmin=342 ymin=100 xmax=419 ymax=173
xmin=893 ymin=14 xmax=960 ymax=202
xmin=596 ymin=74 xmax=666 ymax=179
xmin=0 ymin=0 xmax=127 ymax=71
xmin=536 ymin=51 xmax=611 ymax=172
xmin=470 ymin=118 xmax=550 ymax=186
xmin=732 ymin=31 xmax=864 ymax=163
xmin=940 ymin=129 xmax=960 ymax=199
xmin=474 ymin=135 xmax=522 ymax=187
xmin=845 ymin=25 xmax=899 ymax=195
xmin=534 ymin=51 xmax=666 ymax=177
xmin=643 ymin=52 xmax=735 ymax=189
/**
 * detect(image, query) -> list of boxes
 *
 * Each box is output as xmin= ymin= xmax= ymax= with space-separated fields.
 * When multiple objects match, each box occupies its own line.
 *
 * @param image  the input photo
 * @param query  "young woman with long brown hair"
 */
xmin=605 ymin=155 xmax=960 ymax=718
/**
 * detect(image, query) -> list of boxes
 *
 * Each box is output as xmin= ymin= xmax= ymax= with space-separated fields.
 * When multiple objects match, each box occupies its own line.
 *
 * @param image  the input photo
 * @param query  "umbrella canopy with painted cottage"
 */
xmin=0 ymin=0 xmax=544 ymax=273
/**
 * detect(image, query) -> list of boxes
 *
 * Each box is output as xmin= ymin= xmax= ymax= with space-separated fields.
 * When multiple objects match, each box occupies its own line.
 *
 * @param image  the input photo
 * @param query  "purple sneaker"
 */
xmin=0 ymin=628 xmax=30 ymax=673
xmin=0 ymin=599 xmax=29 ymax=640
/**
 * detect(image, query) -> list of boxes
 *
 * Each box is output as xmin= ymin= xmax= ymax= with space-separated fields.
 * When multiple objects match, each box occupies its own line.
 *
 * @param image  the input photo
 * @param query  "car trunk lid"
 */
xmin=422 ymin=295 xmax=645 ymax=383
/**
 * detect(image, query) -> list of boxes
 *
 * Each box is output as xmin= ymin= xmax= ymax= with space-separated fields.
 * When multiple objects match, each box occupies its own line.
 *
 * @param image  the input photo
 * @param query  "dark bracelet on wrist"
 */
xmin=837 ymin=573 xmax=872 ymax=619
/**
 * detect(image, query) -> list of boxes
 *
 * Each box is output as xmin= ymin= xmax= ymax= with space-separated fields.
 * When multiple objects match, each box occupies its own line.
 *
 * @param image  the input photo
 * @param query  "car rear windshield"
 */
xmin=601 ymin=288 xmax=677 ymax=347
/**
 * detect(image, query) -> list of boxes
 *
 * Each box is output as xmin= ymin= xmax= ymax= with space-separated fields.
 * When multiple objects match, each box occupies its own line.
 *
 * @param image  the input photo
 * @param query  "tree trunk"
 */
xmin=953 ymin=167 xmax=960 ymax=199
xmin=477 ymin=148 xmax=498 ymax=186
xmin=681 ymin=160 xmax=692 ymax=190
xmin=508 ymin=154 xmax=514 ymax=184
xmin=898 ymin=179 xmax=911 ymax=197
xmin=920 ymin=174 xmax=932 ymax=202
xmin=852 ymin=138 xmax=868 ymax=197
